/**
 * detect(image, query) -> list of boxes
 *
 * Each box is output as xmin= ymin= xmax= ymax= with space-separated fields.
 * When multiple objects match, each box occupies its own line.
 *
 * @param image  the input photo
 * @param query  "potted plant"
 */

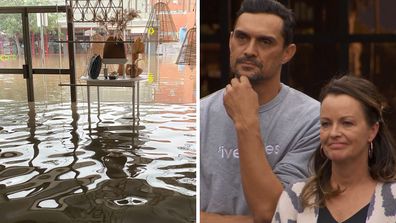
xmin=96 ymin=9 xmax=140 ymax=76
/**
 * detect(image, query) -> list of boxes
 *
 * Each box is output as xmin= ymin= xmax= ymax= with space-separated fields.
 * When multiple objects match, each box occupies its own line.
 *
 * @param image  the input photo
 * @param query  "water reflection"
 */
xmin=0 ymin=101 xmax=196 ymax=222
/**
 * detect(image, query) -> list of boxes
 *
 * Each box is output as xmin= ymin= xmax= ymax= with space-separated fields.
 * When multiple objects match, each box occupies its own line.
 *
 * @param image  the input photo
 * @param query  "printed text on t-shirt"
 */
xmin=218 ymin=144 xmax=280 ymax=159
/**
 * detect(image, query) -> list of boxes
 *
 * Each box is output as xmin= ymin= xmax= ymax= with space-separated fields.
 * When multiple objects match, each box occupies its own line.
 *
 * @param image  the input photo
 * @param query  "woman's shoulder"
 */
xmin=376 ymin=181 xmax=396 ymax=200
xmin=279 ymin=180 xmax=307 ymax=205
xmin=272 ymin=181 xmax=310 ymax=222
xmin=367 ymin=181 xmax=396 ymax=222
xmin=285 ymin=180 xmax=307 ymax=194
xmin=377 ymin=181 xmax=396 ymax=192
xmin=384 ymin=181 xmax=396 ymax=188
xmin=280 ymin=181 xmax=307 ymax=211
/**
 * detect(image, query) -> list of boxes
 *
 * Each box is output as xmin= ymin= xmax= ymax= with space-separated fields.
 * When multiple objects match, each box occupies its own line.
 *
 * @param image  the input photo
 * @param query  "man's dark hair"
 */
xmin=236 ymin=0 xmax=295 ymax=46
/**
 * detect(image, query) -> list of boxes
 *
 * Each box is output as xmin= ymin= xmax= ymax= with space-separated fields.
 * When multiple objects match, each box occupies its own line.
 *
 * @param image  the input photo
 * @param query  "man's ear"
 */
xmin=281 ymin=43 xmax=296 ymax=64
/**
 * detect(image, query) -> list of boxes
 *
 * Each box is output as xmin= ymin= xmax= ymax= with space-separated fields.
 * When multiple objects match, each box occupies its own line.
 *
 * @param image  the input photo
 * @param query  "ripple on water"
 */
xmin=0 ymin=101 xmax=196 ymax=222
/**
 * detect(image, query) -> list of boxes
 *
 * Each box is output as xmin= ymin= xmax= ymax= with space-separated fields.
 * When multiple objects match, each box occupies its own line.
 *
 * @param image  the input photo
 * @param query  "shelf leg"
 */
xmin=132 ymin=83 xmax=135 ymax=122
xmin=97 ymin=86 xmax=100 ymax=116
xmin=137 ymin=82 xmax=140 ymax=119
xmin=87 ymin=85 xmax=91 ymax=121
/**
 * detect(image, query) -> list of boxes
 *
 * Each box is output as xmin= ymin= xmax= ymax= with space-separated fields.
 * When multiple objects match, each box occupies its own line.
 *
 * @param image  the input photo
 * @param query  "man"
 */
xmin=200 ymin=0 xmax=320 ymax=222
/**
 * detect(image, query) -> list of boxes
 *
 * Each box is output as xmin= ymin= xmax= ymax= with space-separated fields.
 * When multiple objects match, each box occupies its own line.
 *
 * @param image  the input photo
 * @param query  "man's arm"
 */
xmin=200 ymin=211 xmax=254 ymax=223
xmin=223 ymin=76 xmax=283 ymax=223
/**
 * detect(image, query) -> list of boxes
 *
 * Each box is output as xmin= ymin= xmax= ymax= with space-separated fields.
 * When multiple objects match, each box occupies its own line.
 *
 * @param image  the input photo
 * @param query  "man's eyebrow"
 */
xmin=234 ymin=29 xmax=276 ymax=42
xmin=257 ymin=36 xmax=276 ymax=42
xmin=233 ymin=30 xmax=248 ymax=36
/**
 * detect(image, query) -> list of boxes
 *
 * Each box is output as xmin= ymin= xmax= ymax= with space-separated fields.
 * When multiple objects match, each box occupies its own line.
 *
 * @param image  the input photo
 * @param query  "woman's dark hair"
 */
xmin=301 ymin=75 xmax=396 ymax=208
xmin=236 ymin=0 xmax=295 ymax=46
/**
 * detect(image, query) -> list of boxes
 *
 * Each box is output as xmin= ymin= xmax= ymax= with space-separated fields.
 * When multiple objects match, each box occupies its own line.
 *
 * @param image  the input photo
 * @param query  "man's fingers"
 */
xmin=230 ymin=77 xmax=240 ymax=86
xmin=225 ymin=84 xmax=232 ymax=95
xmin=240 ymin=76 xmax=251 ymax=86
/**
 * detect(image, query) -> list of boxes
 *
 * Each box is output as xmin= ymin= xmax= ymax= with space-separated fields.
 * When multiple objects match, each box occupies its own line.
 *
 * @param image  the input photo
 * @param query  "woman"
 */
xmin=272 ymin=75 xmax=396 ymax=223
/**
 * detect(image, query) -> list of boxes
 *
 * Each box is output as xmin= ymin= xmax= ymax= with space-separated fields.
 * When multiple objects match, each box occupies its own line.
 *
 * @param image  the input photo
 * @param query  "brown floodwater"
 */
xmin=0 ymin=47 xmax=196 ymax=223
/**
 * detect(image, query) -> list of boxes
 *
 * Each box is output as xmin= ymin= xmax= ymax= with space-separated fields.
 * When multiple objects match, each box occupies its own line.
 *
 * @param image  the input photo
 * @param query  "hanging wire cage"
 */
xmin=143 ymin=1 xmax=178 ymax=44
xmin=176 ymin=26 xmax=196 ymax=66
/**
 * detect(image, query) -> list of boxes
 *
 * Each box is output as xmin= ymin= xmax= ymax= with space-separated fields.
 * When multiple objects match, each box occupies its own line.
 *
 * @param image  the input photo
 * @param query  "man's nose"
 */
xmin=244 ymin=40 xmax=258 ymax=57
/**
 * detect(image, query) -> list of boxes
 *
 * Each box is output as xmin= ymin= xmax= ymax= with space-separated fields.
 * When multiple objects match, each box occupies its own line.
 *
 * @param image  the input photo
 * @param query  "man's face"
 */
xmin=229 ymin=13 xmax=293 ymax=83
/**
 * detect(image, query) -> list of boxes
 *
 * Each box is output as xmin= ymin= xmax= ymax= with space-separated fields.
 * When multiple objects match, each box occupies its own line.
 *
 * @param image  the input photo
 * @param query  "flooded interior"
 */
xmin=0 ymin=43 xmax=196 ymax=222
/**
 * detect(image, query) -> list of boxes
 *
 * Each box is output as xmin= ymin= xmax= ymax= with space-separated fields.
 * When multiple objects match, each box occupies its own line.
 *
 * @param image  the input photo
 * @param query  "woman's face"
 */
xmin=320 ymin=94 xmax=379 ymax=164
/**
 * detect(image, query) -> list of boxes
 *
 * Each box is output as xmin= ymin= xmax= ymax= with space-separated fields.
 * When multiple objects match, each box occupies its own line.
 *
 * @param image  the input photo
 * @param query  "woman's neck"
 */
xmin=330 ymin=159 xmax=374 ymax=189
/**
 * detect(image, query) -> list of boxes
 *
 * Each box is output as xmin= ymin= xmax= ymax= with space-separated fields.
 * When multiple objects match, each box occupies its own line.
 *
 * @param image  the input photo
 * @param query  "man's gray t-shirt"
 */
xmin=200 ymin=83 xmax=320 ymax=215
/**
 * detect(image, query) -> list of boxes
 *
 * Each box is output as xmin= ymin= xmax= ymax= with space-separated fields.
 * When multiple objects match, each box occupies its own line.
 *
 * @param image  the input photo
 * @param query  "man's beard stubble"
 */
xmin=230 ymin=55 xmax=265 ymax=83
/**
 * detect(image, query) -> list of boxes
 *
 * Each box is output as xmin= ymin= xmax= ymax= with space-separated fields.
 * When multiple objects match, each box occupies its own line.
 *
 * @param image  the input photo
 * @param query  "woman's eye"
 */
xmin=320 ymin=122 xmax=329 ymax=128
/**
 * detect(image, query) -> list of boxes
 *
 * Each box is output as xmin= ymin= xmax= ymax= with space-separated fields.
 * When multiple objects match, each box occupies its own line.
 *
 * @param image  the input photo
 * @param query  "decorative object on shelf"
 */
xmin=103 ymin=67 xmax=108 ymax=79
xmin=90 ymin=32 xmax=105 ymax=57
xmin=97 ymin=9 xmax=140 ymax=76
xmin=132 ymin=37 xmax=145 ymax=63
xmin=99 ymin=9 xmax=139 ymax=59
xmin=108 ymin=71 xmax=118 ymax=80
xmin=126 ymin=36 xmax=145 ymax=77
xmin=103 ymin=36 xmax=127 ymax=59
xmin=87 ymin=54 xmax=102 ymax=79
